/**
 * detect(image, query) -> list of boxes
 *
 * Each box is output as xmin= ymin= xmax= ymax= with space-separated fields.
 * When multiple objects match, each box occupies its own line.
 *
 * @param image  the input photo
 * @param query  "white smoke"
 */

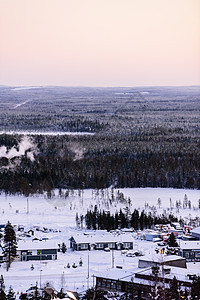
xmin=0 ymin=136 xmax=38 ymax=169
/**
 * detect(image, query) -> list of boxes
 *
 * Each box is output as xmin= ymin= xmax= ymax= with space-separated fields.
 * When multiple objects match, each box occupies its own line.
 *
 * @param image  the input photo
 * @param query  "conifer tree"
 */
xmin=3 ymin=221 xmax=17 ymax=271
xmin=168 ymin=232 xmax=178 ymax=247
xmin=167 ymin=276 xmax=179 ymax=299
xmin=6 ymin=286 xmax=15 ymax=300
xmin=57 ymin=288 xmax=65 ymax=299
xmin=0 ymin=275 xmax=6 ymax=300
xmin=191 ymin=276 xmax=200 ymax=300
xmin=29 ymin=282 xmax=41 ymax=300
xmin=61 ymin=242 xmax=67 ymax=254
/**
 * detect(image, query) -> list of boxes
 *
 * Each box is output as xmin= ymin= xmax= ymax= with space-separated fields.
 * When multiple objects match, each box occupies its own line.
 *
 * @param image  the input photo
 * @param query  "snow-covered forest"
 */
xmin=0 ymin=86 xmax=199 ymax=194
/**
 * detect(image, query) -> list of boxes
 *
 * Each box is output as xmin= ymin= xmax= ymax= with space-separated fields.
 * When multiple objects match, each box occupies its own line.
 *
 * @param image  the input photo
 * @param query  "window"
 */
xmin=106 ymin=280 xmax=111 ymax=288
xmin=117 ymin=281 xmax=122 ymax=291
xmin=124 ymin=243 xmax=131 ymax=248
xmin=185 ymin=252 xmax=189 ymax=258
xmin=96 ymin=280 xmax=101 ymax=287
xmin=111 ymin=281 xmax=116 ymax=289
xmin=108 ymin=243 xmax=115 ymax=249
xmin=96 ymin=243 xmax=104 ymax=248
xmin=102 ymin=279 xmax=106 ymax=287
xmin=80 ymin=243 xmax=88 ymax=249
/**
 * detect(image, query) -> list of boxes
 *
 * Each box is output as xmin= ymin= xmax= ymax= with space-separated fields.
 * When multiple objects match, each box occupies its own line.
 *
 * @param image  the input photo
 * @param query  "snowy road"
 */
xmin=3 ymin=271 xmax=92 ymax=292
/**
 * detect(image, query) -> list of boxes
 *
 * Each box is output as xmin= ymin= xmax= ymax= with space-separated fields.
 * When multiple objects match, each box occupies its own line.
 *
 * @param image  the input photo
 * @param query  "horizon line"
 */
xmin=1 ymin=84 xmax=200 ymax=89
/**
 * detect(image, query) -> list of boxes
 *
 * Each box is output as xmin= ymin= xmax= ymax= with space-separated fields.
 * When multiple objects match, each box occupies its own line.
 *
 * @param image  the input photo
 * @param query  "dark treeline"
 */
xmin=0 ymin=131 xmax=199 ymax=195
xmin=84 ymin=206 xmax=178 ymax=231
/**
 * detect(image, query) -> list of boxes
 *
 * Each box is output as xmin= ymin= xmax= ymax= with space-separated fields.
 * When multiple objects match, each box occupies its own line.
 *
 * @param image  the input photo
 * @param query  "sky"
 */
xmin=0 ymin=0 xmax=200 ymax=87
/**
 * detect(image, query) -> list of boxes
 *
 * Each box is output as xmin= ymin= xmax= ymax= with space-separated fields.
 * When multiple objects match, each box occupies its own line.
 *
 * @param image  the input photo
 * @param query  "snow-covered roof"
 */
xmin=139 ymin=254 xmax=185 ymax=263
xmin=94 ymin=268 xmax=136 ymax=281
xmin=179 ymin=240 xmax=200 ymax=250
xmin=96 ymin=265 xmax=200 ymax=284
xmin=191 ymin=227 xmax=200 ymax=235
xmin=145 ymin=232 xmax=160 ymax=236
xmin=135 ymin=265 xmax=200 ymax=283
xmin=17 ymin=240 xmax=58 ymax=251
xmin=71 ymin=233 xmax=134 ymax=244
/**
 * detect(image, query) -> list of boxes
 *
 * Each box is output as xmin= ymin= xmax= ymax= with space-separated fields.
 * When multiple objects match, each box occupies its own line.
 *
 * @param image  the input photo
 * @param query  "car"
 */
xmin=126 ymin=251 xmax=135 ymax=257
xmin=104 ymin=247 xmax=110 ymax=252
xmin=134 ymin=250 xmax=143 ymax=256
xmin=157 ymin=242 xmax=167 ymax=246
xmin=121 ymin=249 xmax=128 ymax=254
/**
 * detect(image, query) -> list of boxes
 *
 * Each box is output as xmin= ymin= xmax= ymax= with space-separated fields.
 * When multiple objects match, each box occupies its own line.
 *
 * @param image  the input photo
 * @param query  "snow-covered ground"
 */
xmin=0 ymin=187 xmax=200 ymax=293
xmin=0 ymin=188 xmax=199 ymax=227
xmin=0 ymin=131 xmax=94 ymax=136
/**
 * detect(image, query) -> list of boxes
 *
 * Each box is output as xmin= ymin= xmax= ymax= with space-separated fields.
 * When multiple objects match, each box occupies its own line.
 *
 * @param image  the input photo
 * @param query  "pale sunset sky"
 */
xmin=0 ymin=0 xmax=200 ymax=87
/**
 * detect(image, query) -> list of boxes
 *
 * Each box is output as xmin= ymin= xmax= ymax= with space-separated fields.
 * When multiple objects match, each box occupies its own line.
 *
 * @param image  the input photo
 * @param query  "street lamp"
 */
xmin=40 ymin=269 xmax=43 ymax=289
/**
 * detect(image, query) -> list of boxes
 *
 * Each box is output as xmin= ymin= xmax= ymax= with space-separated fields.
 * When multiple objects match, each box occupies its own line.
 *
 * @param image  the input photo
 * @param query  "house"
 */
xmin=138 ymin=254 xmax=187 ymax=269
xmin=95 ymin=265 xmax=194 ymax=297
xmin=144 ymin=231 xmax=160 ymax=242
xmin=16 ymin=241 xmax=58 ymax=261
xmin=191 ymin=227 xmax=200 ymax=240
xmin=70 ymin=234 xmax=117 ymax=251
xmin=178 ymin=240 xmax=200 ymax=262
xmin=70 ymin=232 xmax=134 ymax=251
xmin=43 ymin=287 xmax=57 ymax=300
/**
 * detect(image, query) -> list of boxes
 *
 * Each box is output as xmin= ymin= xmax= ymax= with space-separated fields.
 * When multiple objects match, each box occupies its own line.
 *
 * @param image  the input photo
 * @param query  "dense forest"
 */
xmin=83 ymin=206 xmax=179 ymax=231
xmin=0 ymin=86 xmax=199 ymax=194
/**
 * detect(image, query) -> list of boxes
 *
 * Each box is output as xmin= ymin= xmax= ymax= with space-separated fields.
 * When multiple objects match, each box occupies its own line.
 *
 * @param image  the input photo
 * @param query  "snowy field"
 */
xmin=0 ymin=187 xmax=200 ymax=293
xmin=0 ymin=188 xmax=199 ymax=227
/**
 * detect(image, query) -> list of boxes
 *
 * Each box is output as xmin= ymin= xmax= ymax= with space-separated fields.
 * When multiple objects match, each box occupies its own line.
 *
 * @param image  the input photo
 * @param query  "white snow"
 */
xmin=14 ymin=100 xmax=31 ymax=109
xmin=0 ymin=131 xmax=94 ymax=136
xmin=11 ymin=87 xmax=42 ymax=91
xmin=0 ymin=187 xmax=199 ymax=293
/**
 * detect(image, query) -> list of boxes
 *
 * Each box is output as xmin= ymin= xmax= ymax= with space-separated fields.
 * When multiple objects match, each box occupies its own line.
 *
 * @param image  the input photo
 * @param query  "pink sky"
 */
xmin=0 ymin=0 xmax=200 ymax=87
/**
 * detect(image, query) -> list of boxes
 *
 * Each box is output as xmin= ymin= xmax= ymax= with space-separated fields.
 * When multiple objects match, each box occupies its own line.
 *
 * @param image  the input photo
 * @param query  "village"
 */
xmin=0 ymin=210 xmax=200 ymax=299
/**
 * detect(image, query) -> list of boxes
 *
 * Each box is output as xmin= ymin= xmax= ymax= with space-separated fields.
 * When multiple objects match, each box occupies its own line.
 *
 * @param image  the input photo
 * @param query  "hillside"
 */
xmin=0 ymin=86 xmax=199 ymax=194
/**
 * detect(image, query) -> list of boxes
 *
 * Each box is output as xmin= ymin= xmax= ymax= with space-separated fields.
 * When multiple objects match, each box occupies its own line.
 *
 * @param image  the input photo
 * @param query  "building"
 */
xmin=138 ymin=254 xmax=186 ymax=269
xmin=144 ymin=231 xmax=160 ymax=242
xmin=191 ymin=227 xmax=200 ymax=240
xmin=178 ymin=240 xmax=200 ymax=262
xmin=95 ymin=265 xmax=195 ymax=297
xmin=16 ymin=241 xmax=58 ymax=261
xmin=70 ymin=232 xmax=134 ymax=251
